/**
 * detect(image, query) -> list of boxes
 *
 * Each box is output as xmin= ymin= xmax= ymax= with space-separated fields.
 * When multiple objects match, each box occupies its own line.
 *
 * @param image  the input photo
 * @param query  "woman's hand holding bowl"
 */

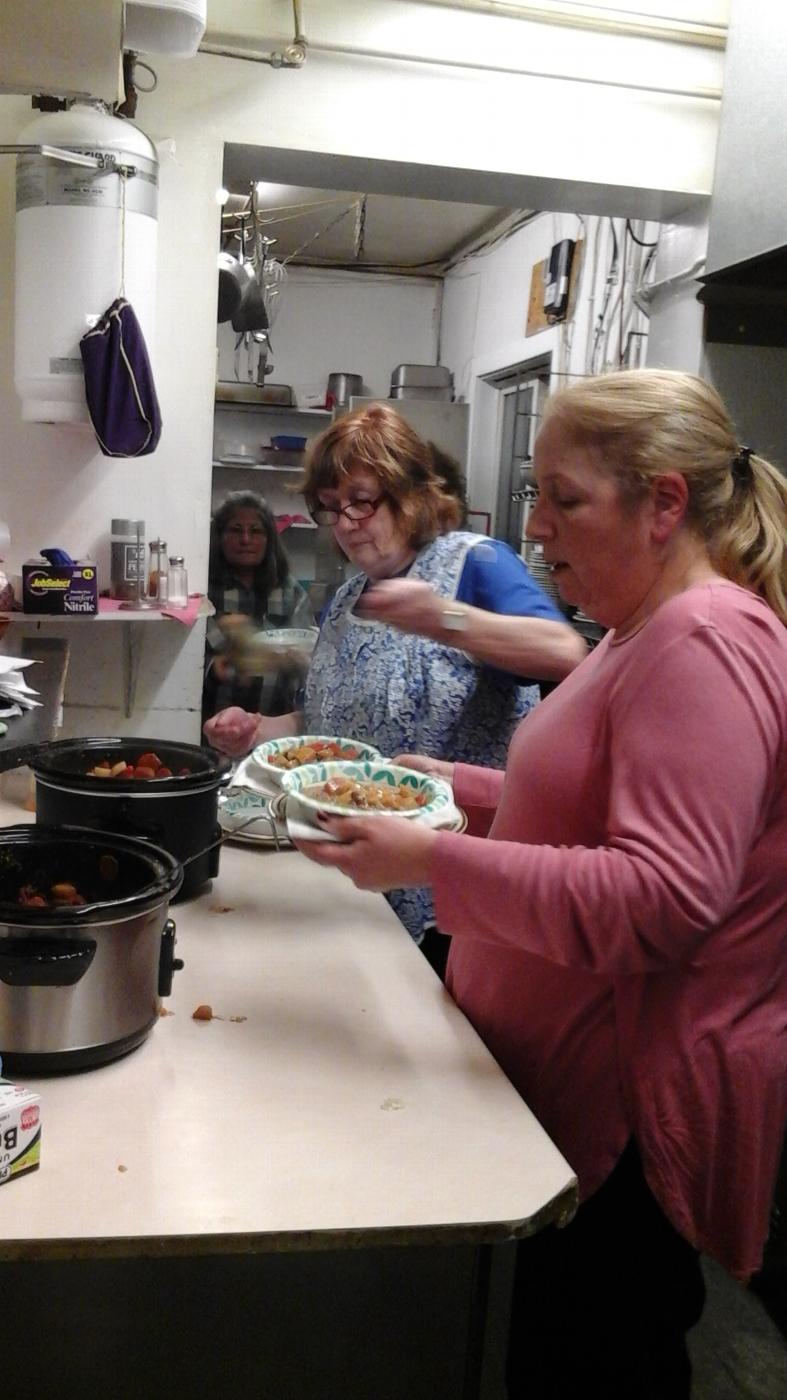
xmin=293 ymin=812 xmax=439 ymax=893
xmin=394 ymin=752 xmax=456 ymax=784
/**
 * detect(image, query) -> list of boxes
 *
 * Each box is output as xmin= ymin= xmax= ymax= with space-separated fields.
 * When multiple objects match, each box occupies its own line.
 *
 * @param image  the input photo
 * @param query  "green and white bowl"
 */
xmin=280 ymin=759 xmax=453 ymax=821
xmin=250 ymin=735 xmax=383 ymax=790
xmin=249 ymin=627 xmax=319 ymax=653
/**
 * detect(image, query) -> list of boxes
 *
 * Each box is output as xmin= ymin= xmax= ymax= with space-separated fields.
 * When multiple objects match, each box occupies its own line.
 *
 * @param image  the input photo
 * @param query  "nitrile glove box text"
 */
xmin=22 ymin=560 xmax=98 ymax=614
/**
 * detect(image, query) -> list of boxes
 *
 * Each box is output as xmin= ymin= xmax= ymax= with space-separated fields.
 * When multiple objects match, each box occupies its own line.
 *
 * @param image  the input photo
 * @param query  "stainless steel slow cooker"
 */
xmin=0 ymin=825 xmax=184 ymax=1076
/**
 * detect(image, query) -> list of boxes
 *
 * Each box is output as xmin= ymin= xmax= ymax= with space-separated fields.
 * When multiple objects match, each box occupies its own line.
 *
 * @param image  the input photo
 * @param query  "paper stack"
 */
xmin=0 ymin=656 xmax=41 ymax=722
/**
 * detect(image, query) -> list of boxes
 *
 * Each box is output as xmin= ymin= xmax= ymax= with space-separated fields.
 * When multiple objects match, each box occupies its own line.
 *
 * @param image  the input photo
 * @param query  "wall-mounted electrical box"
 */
xmin=526 ymin=240 xmax=583 ymax=338
xmin=543 ymin=239 xmax=576 ymax=323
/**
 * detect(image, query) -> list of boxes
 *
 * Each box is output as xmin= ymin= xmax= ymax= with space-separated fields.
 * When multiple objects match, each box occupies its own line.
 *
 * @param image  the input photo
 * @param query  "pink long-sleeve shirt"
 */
xmin=434 ymin=581 xmax=787 ymax=1279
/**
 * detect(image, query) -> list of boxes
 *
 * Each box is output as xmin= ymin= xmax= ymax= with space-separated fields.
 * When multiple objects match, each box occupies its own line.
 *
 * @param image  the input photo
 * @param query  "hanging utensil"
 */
xmin=230 ymin=212 xmax=269 ymax=334
xmin=217 ymin=252 xmax=245 ymax=323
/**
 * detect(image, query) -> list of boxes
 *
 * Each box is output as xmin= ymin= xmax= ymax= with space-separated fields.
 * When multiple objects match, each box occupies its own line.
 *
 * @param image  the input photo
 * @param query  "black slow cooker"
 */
xmin=29 ymin=738 xmax=232 ymax=900
xmin=0 ymin=825 xmax=183 ymax=1075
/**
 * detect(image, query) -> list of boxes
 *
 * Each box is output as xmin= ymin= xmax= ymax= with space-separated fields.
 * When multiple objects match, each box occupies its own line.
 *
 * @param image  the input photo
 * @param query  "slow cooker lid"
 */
xmin=0 ymin=824 xmax=183 ymax=925
xmin=28 ymin=736 xmax=231 ymax=793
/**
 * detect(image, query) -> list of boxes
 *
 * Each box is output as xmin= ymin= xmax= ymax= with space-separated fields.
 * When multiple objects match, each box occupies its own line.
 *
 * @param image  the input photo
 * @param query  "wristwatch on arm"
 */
xmin=441 ymin=603 xmax=469 ymax=632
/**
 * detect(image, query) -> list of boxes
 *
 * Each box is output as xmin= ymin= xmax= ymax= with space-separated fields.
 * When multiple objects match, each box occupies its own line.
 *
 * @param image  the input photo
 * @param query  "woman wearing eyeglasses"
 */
xmin=202 ymin=491 xmax=313 ymax=724
xmin=204 ymin=405 xmax=585 ymax=940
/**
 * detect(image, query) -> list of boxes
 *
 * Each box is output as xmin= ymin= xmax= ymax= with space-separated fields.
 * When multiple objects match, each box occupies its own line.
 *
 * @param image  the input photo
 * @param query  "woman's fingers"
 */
xmin=294 ymin=813 xmax=438 ymax=893
xmin=393 ymin=753 xmax=455 ymax=782
xmin=203 ymin=706 xmax=261 ymax=755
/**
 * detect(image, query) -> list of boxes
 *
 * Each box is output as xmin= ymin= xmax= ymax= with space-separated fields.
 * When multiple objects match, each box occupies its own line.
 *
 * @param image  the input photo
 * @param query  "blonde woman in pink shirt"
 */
xmin=295 ymin=370 xmax=787 ymax=1400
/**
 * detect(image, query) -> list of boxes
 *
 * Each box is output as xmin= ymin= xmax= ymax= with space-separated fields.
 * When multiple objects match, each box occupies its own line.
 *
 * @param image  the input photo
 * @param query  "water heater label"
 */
xmin=16 ymin=150 xmax=158 ymax=219
xmin=50 ymin=358 xmax=83 ymax=375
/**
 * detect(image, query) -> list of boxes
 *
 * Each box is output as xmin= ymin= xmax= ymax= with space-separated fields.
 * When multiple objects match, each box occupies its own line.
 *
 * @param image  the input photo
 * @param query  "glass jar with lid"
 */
xmin=167 ymin=555 xmax=188 ymax=608
xmin=147 ymin=540 xmax=168 ymax=603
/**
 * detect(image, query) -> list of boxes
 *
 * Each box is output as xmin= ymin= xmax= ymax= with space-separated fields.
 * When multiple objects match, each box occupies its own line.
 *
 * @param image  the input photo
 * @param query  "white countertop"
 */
xmin=0 ymin=805 xmax=576 ymax=1261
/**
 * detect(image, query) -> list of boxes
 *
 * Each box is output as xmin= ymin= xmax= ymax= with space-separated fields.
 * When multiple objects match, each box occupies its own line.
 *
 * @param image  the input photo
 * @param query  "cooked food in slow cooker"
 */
xmin=17 ymin=881 xmax=87 ymax=908
xmin=86 ymin=751 xmax=191 ymax=780
xmin=269 ymin=740 xmax=362 ymax=770
xmin=305 ymin=777 xmax=429 ymax=811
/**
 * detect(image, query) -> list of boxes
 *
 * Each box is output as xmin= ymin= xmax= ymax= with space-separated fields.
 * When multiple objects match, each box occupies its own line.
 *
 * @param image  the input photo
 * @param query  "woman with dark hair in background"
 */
xmin=202 ymin=490 xmax=313 ymax=724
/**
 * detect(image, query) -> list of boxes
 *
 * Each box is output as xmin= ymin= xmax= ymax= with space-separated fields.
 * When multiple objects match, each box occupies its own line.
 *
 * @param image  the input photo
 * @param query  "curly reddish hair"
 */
xmin=300 ymin=402 xmax=463 ymax=547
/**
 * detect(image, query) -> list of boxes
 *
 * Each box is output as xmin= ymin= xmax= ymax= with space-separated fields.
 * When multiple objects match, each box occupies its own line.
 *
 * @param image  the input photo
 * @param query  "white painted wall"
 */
xmin=216 ymin=266 xmax=441 ymax=402
xmin=202 ymin=1 xmax=723 ymax=214
xmin=439 ymin=206 xmax=711 ymax=522
xmin=0 ymin=5 xmax=730 ymax=739
xmin=0 ymin=97 xmax=219 ymax=741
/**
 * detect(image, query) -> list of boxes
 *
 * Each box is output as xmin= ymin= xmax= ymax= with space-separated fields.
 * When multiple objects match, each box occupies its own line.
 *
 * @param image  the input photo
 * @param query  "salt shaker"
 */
xmin=167 ymin=555 xmax=188 ymax=608
xmin=147 ymin=540 xmax=169 ymax=603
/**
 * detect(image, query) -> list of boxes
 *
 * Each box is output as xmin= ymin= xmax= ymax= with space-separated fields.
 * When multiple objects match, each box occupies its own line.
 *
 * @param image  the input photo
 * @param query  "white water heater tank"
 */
xmin=14 ymin=102 xmax=158 ymax=424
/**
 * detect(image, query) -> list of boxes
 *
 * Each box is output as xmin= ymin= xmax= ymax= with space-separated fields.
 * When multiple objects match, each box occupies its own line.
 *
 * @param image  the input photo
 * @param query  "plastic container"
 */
xmin=270 ymin=435 xmax=307 ymax=451
xmin=110 ymin=520 xmax=146 ymax=601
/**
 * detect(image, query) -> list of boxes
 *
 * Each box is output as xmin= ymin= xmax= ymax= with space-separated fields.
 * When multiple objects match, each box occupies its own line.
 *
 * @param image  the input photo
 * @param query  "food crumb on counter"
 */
xmin=208 ymin=904 xmax=236 ymax=915
xmin=158 ymin=1007 xmax=175 ymax=1018
xmin=117 ymin=1164 xmax=127 ymax=1173
xmin=192 ymin=1004 xmax=247 ymax=1023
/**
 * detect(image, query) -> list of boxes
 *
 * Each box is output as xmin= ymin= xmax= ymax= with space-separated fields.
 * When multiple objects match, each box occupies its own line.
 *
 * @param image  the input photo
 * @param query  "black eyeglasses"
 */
xmin=310 ymin=496 xmax=385 ymax=527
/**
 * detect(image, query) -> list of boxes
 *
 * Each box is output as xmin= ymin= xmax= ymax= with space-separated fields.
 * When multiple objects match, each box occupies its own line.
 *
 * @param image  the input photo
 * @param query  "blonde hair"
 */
xmin=542 ymin=369 xmax=787 ymax=623
xmin=301 ymin=403 xmax=463 ymax=546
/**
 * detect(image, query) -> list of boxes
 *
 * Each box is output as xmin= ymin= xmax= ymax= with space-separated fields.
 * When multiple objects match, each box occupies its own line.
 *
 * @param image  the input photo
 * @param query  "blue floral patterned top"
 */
xmin=304 ymin=531 xmax=555 ymax=940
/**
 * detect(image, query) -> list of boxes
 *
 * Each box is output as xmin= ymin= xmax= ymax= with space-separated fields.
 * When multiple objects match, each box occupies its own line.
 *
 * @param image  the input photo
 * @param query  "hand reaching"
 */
xmin=202 ymin=706 xmax=266 ymax=757
xmin=355 ymin=578 xmax=444 ymax=636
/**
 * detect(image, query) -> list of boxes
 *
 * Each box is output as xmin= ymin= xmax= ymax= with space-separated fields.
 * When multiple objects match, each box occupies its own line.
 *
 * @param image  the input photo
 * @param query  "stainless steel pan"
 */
xmin=230 ymin=214 xmax=269 ymax=334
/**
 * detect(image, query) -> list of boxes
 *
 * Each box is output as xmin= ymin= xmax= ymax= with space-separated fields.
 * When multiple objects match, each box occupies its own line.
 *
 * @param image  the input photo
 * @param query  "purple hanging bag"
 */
xmin=80 ymin=298 xmax=163 ymax=456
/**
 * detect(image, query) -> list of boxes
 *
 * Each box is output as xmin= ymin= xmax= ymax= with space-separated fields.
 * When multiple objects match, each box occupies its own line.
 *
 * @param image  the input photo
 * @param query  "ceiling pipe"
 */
xmin=409 ymin=1 xmax=726 ymax=51
xmin=200 ymin=24 xmax=720 ymax=102
xmin=301 ymin=35 xmax=720 ymax=101
xmin=200 ymin=0 xmax=307 ymax=68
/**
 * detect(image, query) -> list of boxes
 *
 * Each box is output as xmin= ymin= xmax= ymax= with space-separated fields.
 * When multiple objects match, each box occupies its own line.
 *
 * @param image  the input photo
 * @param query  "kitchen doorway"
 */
xmin=490 ymin=361 xmax=551 ymax=551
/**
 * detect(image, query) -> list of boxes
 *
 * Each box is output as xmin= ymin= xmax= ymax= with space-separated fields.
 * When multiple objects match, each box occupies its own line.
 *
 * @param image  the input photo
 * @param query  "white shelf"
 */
xmin=215 ymin=396 xmax=331 ymax=417
xmin=0 ymin=598 xmax=214 ymax=719
xmin=213 ymin=460 xmax=303 ymax=474
xmin=0 ymin=597 xmax=214 ymax=624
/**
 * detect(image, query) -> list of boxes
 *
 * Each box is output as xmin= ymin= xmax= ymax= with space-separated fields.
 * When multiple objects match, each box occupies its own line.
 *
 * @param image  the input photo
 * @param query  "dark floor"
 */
xmin=690 ymin=1258 xmax=787 ymax=1399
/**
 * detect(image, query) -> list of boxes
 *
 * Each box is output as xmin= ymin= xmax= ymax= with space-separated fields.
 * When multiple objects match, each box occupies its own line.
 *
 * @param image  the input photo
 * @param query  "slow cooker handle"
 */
xmin=158 ymin=918 xmax=184 ymax=997
xmin=0 ymin=936 xmax=97 ymax=987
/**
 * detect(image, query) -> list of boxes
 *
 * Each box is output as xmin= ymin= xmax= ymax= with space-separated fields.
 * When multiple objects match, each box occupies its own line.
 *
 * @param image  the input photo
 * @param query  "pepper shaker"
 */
xmin=147 ymin=540 xmax=169 ymax=602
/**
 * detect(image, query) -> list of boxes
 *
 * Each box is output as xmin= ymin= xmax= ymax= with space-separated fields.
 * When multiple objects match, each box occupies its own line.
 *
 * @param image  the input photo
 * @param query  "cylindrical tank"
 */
xmin=14 ymin=101 xmax=158 ymax=424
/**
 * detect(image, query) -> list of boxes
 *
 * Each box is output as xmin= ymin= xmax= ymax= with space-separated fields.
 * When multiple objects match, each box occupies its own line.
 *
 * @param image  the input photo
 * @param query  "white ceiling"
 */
xmin=221 ymin=152 xmax=525 ymax=274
